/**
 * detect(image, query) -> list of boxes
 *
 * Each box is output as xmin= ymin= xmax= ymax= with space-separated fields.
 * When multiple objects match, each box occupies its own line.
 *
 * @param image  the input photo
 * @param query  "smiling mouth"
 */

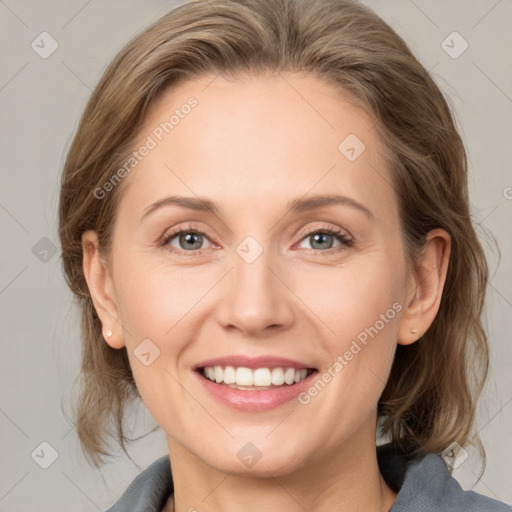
xmin=197 ymin=365 xmax=317 ymax=390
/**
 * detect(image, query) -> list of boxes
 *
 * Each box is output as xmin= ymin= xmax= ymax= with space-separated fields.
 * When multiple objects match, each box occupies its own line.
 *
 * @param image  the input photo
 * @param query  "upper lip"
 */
xmin=193 ymin=355 xmax=317 ymax=371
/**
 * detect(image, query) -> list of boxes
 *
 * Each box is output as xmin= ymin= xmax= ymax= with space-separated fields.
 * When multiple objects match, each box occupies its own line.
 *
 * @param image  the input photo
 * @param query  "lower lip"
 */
xmin=194 ymin=370 xmax=317 ymax=412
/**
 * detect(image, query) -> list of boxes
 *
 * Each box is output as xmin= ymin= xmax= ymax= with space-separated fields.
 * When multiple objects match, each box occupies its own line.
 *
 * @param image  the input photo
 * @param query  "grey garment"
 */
xmin=105 ymin=444 xmax=510 ymax=512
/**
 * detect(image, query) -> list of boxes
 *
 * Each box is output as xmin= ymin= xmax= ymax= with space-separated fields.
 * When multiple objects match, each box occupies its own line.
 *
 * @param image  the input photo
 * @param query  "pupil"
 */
xmin=180 ymin=232 xmax=202 ymax=250
xmin=311 ymin=233 xmax=333 ymax=250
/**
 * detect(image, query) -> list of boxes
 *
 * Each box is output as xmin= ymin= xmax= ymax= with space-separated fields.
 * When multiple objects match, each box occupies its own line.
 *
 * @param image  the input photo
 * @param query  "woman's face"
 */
xmin=101 ymin=72 xmax=415 ymax=475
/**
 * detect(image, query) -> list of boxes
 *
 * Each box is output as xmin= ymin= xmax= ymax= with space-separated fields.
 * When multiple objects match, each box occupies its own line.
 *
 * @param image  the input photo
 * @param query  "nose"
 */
xmin=216 ymin=245 xmax=295 ymax=337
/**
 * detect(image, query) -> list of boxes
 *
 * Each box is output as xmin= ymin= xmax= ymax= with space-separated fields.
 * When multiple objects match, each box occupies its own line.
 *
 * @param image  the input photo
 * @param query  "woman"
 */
xmin=58 ymin=0 xmax=510 ymax=510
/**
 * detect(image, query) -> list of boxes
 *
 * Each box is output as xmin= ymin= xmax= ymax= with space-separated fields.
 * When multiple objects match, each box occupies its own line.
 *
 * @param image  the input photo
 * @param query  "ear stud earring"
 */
xmin=106 ymin=329 xmax=113 ymax=337
xmin=410 ymin=329 xmax=418 ymax=334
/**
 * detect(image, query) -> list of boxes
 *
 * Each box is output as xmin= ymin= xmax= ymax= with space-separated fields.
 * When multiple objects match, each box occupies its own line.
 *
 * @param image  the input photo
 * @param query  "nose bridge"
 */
xmin=218 ymin=235 xmax=294 ymax=334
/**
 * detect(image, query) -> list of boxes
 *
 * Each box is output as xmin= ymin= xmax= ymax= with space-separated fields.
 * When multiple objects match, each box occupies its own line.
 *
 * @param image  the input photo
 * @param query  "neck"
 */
xmin=165 ymin=417 xmax=396 ymax=512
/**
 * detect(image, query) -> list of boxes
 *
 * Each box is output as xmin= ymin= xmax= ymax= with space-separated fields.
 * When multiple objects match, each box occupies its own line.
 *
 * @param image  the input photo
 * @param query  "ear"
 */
xmin=82 ymin=230 xmax=125 ymax=349
xmin=397 ymin=228 xmax=451 ymax=345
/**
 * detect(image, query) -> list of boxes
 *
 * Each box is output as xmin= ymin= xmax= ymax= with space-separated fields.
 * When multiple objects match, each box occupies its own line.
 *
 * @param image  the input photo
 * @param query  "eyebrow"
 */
xmin=142 ymin=196 xmax=220 ymax=220
xmin=288 ymin=194 xmax=374 ymax=219
xmin=141 ymin=193 xmax=374 ymax=221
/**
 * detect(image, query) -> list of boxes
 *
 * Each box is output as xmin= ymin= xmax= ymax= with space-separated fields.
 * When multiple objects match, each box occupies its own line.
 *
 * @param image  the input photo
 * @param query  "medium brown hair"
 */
xmin=59 ymin=0 xmax=490 ymax=468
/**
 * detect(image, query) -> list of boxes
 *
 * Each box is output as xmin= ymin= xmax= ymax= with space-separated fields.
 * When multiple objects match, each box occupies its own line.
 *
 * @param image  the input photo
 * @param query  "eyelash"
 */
xmin=296 ymin=226 xmax=354 ymax=253
xmin=160 ymin=224 xmax=354 ymax=256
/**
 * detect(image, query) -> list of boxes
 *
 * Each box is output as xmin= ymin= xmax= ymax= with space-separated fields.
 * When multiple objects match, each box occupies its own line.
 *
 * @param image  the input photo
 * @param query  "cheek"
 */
xmin=303 ymin=259 xmax=403 ymax=347
xmin=300 ymin=254 xmax=404 ymax=401
xmin=115 ymin=256 xmax=212 ymax=346
xmin=114 ymin=259 xmax=206 ymax=429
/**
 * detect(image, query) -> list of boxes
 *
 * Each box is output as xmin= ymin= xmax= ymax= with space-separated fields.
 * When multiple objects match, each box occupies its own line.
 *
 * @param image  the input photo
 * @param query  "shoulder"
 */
xmin=104 ymin=455 xmax=173 ymax=512
xmin=378 ymin=444 xmax=510 ymax=512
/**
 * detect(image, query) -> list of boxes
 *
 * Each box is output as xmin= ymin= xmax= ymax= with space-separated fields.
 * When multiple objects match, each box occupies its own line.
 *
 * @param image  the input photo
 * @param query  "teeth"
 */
xmin=253 ymin=368 xmax=271 ymax=386
xmin=271 ymin=368 xmax=285 ymax=385
xmin=223 ymin=365 xmax=236 ymax=384
xmin=235 ymin=367 xmax=253 ymax=386
xmin=202 ymin=365 xmax=311 ymax=387
xmin=284 ymin=368 xmax=295 ymax=385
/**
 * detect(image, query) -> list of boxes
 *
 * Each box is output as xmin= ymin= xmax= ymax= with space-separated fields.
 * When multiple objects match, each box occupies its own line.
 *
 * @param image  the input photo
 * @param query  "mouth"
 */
xmin=192 ymin=356 xmax=318 ymax=411
xmin=196 ymin=365 xmax=316 ymax=390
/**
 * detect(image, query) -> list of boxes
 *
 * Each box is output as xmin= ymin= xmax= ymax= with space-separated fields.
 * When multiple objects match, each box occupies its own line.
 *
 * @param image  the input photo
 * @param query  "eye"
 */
xmin=162 ymin=227 xmax=212 ymax=254
xmin=296 ymin=227 xmax=353 ymax=252
xmin=161 ymin=225 xmax=353 ymax=256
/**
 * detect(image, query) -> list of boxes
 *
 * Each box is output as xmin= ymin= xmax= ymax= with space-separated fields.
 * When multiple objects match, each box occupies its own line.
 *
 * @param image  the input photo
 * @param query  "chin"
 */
xmin=213 ymin=454 xmax=304 ymax=478
xmin=194 ymin=435 xmax=308 ymax=477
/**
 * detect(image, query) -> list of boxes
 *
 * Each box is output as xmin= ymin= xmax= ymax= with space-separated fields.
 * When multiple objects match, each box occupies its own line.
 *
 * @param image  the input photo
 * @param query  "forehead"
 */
xmin=122 ymin=71 xmax=396 ymax=221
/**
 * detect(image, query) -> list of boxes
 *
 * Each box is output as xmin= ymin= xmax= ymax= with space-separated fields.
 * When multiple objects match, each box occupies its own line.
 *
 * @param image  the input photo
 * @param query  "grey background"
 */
xmin=0 ymin=0 xmax=511 ymax=510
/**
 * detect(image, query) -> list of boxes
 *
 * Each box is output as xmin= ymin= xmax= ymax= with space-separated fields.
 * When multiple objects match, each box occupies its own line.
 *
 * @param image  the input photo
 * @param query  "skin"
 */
xmin=82 ymin=71 xmax=450 ymax=512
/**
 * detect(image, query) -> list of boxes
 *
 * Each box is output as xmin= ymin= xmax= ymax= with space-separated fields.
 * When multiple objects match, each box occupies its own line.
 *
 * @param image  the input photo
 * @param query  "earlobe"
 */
xmin=82 ymin=230 xmax=125 ymax=349
xmin=397 ymin=228 xmax=451 ymax=346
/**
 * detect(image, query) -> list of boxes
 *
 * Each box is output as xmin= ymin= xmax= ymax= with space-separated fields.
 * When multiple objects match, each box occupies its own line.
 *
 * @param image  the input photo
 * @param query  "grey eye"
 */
xmin=170 ymin=231 xmax=205 ymax=251
xmin=298 ymin=231 xmax=343 ymax=251
xmin=309 ymin=233 xmax=336 ymax=250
